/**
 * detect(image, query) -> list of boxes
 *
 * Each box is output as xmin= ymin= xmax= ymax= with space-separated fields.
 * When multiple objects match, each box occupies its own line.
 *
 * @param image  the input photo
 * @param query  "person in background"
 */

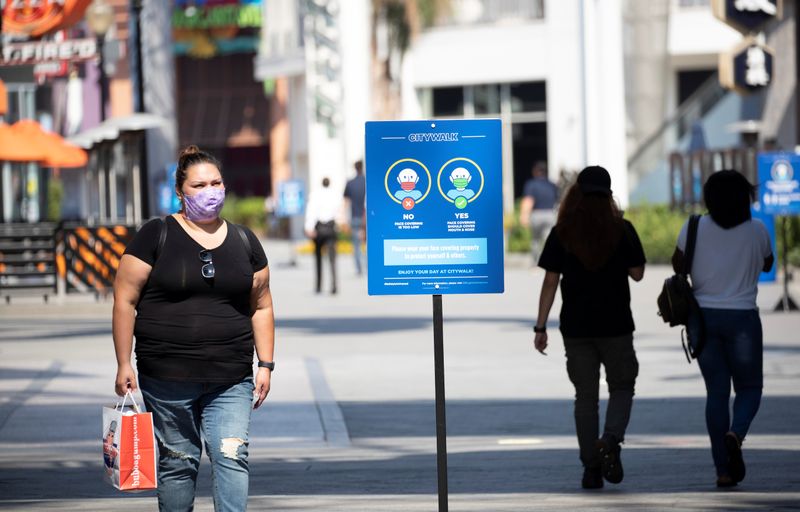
xmin=344 ymin=160 xmax=366 ymax=275
xmin=520 ymin=161 xmax=559 ymax=265
xmin=532 ymin=165 xmax=646 ymax=490
xmin=305 ymin=177 xmax=342 ymax=294
xmin=672 ymin=170 xmax=773 ymax=488
xmin=112 ymin=145 xmax=275 ymax=511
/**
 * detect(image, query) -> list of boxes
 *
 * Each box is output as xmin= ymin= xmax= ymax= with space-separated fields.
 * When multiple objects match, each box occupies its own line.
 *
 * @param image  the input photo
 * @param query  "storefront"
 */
xmin=172 ymin=0 xmax=271 ymax=199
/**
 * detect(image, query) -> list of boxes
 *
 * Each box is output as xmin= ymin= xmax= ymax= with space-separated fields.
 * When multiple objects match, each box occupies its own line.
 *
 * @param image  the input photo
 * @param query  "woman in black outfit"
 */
xmin=532 ymin=166 xmax=646 ymax=489
xmin=112 ymin=145 xmax=275 ymax=511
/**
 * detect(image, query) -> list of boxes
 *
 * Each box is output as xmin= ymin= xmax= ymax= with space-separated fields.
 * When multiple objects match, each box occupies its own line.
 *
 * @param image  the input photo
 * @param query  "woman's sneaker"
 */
xmin=596 ymin=436 xmax=624 ymax=484
xmin=724 ymin=432 xmax=746 ymax=483
xmin=582 ymin=467 xmax=604 ymax=489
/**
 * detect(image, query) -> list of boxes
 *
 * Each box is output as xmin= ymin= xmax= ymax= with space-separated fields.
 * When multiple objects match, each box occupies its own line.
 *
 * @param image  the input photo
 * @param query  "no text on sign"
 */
xmin=365 ymin=119 xmax=504 ymax=296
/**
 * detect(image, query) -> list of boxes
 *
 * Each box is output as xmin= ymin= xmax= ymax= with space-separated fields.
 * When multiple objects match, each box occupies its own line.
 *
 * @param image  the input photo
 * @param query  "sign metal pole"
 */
xmin=432 ymin=293 xmax=448 ymax=512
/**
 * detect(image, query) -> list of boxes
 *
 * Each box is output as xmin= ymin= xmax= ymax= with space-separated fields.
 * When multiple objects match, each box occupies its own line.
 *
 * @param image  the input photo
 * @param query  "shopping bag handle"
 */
xmin=116 ymin=389 xmax=142 ymax=414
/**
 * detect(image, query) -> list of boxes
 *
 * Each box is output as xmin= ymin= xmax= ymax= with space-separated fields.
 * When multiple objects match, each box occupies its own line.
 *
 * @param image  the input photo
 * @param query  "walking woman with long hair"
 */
xmin=673 ymin=170 xmax=773 ymax=488
xmin=532 ymin=166 xmax=646 ymax=489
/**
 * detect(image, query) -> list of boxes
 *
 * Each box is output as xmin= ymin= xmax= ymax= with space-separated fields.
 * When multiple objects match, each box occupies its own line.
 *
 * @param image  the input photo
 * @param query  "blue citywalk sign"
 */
xmin=365 ymin=119 xmax=504 ymax=296
xmin=758 ymin=152 xmax=800 ymax=215
xmin=276 ymin=179 xmax=305 ymax=217
xmin=758 ymin=151 xmax=799 ymax=311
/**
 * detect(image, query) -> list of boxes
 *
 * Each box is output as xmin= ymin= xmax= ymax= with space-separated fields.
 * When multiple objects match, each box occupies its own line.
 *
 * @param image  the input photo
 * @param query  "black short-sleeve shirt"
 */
xmin=538 ymin=219 xmax=646 ymax=338
xmin=124 ymin=216 xmax=268 ymax=382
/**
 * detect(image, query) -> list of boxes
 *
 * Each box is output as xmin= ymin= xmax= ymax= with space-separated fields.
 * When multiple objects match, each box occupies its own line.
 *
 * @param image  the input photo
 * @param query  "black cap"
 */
xmin=577 ymin=165 xmax=612 ymax=196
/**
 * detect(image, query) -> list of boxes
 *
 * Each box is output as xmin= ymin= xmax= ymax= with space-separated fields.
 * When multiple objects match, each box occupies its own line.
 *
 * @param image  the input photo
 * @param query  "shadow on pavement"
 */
xmin=275 ymin=316 xmax=545 ymax=335
xmin=0 ymin=446 xmax=796 ymax=501
xmin=341 ymin=396 xmax=800 ymax=438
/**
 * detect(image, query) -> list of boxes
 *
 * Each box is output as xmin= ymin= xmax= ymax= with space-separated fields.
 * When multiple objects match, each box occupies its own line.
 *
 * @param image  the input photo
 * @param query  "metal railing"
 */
xmin=668 ymin=147 xmax=758 ymax=209
xmin=628 ymin=72 xmax=728 ymax=192
xmin=0 ymin=223 xmax=59 ymax=303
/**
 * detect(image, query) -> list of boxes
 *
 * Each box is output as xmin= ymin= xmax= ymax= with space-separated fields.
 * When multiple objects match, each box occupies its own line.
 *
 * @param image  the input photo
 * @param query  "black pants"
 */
xmin=564 ymin=334 xmax=638 ymax=468
xmin=314 ymin=226 xmax=337 ymax=293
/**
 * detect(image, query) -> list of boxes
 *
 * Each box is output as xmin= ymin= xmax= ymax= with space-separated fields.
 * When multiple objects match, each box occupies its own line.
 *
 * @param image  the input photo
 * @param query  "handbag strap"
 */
xmin=117 ymin=389 xmax=142 ymax=413
xmin=682 ymin=214 xmax=700 ymax=276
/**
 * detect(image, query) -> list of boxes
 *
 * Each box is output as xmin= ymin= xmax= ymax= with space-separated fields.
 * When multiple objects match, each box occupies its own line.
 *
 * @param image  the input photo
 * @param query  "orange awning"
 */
xmin=0 ymin=122 xmax=47 ymax=161
xmin=11 ymin=119 xmax=88 ymax=168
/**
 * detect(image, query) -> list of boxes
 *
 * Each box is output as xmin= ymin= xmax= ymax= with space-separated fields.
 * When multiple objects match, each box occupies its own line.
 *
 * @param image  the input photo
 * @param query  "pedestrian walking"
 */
xmin=532 ymin=165 xmax=646 ymax=489
xmin=672 ymin=170 xmax=773 ymax=488
xmin=344 ymin=160 xmax=366 ymax=275
xmin=305 ymin=176 xmax=342 ymax=294
xmin=519 ymin=161 xmax=559 ymax=265
xmin=112 ymin=145 xmax=275 ymax=511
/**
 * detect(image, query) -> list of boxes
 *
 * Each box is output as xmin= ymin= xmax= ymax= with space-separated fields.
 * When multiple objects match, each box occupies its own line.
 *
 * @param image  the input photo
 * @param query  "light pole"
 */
xmin=86 ymin=0 xmax=114 ymax=121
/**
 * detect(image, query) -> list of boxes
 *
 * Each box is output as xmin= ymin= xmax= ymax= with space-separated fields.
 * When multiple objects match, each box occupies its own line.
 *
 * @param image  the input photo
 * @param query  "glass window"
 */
xmin=473 ymin=84 xmax=500 ymax=115
xmin=432 ymin=86 xmax=464 ymax=117
xmin=509 ymin=82 xmax=546 ymax=113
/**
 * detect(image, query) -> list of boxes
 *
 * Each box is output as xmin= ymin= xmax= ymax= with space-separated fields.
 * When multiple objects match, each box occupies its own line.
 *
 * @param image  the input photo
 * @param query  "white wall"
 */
xmin=339 ymin=0 xmax=371 ymax=176
xmin=582 ymin=0 xmax=629 ymax=205
xmin=544 ymin=0 xmax=585 ymax=176
xmin=402 ymin=0 xmax=636 ymax=205
xmin=403 ymin=1 xmax=589 ymax=183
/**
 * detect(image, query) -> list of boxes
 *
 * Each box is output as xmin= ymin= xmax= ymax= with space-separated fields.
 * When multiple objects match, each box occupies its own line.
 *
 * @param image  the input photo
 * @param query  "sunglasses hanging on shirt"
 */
xmin=199 ymin=249 xmax=215 ymax=279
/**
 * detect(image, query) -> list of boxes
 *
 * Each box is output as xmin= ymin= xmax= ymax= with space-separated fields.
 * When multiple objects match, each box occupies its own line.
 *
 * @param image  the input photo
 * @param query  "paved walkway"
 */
xmin=1 ymin=241 xmax=799 ymax=511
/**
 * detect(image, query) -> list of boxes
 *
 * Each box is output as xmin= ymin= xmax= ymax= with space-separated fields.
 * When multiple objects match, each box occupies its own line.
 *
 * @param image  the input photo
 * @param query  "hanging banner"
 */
xmin=2 ymin=0 xmax=93 ymax=37
xmin=366 ymin=119 xmax=504 ymax=296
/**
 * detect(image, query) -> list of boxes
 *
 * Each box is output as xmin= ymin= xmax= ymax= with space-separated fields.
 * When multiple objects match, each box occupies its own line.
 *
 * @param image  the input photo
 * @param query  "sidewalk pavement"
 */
xmin=1 ymin=240 xmax=799 ymax=511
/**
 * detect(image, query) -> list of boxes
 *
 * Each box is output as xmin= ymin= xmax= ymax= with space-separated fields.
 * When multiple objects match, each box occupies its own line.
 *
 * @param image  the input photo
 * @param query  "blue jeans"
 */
xmin=350 ymin=217 xmax=365 ymax=274
xmin=139 ymin=375 xmax=254 ymax=512
xmin=688 ymin=308 xmax=763 ymax=476
xmin=564 ymin=334 xmax=638 ymax=468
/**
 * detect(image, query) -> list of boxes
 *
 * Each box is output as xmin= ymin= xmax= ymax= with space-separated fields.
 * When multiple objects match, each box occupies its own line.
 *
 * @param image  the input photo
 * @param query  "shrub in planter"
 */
xmin=624 ymin=205 xmax=692 ymax=264
xmin=221 ymin=195 xmax=268 ymax=236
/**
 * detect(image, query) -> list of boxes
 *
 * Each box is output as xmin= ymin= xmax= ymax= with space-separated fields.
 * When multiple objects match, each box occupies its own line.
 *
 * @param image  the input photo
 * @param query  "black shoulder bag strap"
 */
xmin=682 ymin=214 xmax=700 ymax=276
xmin=682 ymin=214 xmax=705 ymax=361
xmin=233 ymin=224 xmax=253 ymax=266
xmin=154 ymin=219 xmax=253 ymax=267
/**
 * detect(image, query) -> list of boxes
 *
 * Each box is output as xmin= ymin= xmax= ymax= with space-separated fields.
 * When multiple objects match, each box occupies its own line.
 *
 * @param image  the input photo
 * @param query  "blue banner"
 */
xmin=276 ymin=179 xmax=305 ymax=217
xmin=365 ymin=119 xmax=504 ymax=295
xmin=758 ymin=152 xmax=800 ymax=215
xmin=751 ymin=204 xmax=776 ymax=283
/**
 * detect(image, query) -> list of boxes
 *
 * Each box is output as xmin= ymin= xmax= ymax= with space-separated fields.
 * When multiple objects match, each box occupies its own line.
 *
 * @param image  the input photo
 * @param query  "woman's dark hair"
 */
xmin=175 ymin=145 xmax=222 ymax=192
xmin=703 ymin=170 xmax=754 ymax=229
xmin=555 ymin=181 xmax=624 ymax=271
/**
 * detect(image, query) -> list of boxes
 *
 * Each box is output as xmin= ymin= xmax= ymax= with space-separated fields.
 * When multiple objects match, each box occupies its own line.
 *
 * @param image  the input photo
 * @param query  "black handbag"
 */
xmin=657 ymin=215 xmax=705 ymax=362
xmin=315 ymin=220 xmax=337 ymax=239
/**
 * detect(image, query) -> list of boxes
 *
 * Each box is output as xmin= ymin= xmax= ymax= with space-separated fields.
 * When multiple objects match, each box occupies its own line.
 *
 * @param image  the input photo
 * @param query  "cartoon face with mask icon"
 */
xmin=394 ymin=168 xmax=423 ymax=201
xmin=446 ymin=167 xmax=476 ymax=201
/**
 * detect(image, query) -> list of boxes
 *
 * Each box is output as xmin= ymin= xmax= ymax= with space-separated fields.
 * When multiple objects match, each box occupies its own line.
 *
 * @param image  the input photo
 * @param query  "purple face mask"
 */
xmin=183 ymin=187 xmax=225 ymax=223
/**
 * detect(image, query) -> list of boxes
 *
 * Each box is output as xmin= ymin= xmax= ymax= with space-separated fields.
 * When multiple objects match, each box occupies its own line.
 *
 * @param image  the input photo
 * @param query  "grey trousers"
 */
xmin=564 ymin=334 xmax=639 ymax=468
xmin=529 ymin=210 xmax=556 ymax=263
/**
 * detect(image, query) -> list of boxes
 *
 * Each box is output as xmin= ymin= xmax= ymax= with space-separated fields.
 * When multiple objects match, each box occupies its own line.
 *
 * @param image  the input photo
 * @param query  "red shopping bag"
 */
xmin=102 ymin=391 xmax=158 ymax=491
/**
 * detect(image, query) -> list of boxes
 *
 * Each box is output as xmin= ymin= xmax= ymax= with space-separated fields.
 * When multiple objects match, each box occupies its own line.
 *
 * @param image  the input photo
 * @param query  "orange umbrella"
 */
xmin=11 ymin=119 xmax=88 ymax=168
xmin=43 ymin=132 xmax=88 ymax=167
xmin=0 ymin=122 xmax=47 ymax=161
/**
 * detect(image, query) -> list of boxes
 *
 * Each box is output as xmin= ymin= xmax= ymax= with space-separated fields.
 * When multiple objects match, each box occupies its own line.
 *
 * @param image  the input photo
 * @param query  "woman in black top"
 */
xmin=112 ymin=145 xmax=275 ymax=511
xmin=533 ymin=166 xmax=646 ymax=490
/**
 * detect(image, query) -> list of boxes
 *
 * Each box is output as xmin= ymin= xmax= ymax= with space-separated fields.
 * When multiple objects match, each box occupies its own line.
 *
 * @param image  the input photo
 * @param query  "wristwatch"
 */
xmin=533 ymin=325 xmax=547 ymax=334
xmin=257 ymin=361 xmax=275 ymax=371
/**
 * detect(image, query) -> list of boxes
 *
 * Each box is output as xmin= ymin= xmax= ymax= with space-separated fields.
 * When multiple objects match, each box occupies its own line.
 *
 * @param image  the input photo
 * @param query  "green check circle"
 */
xmin=454 ymin=196 xmax=468 ymax=209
